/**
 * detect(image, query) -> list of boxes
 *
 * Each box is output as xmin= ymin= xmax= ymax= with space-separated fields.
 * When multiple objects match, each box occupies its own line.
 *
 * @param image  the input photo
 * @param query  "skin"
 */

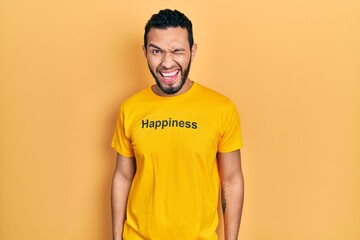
xmin=142 ymin=27 xmax=197 ymax=96
xmin=112 ymin=26 xmax=244 ymax=240
xmin=111 ymin=154 xmax=135 ymax=240
xmin=218 ymin=150 xmax=244 ymax=240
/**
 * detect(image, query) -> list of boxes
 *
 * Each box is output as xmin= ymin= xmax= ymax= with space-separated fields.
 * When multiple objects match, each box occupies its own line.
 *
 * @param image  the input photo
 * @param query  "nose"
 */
xmin=161 ymin=51 xmax=175 ymax=69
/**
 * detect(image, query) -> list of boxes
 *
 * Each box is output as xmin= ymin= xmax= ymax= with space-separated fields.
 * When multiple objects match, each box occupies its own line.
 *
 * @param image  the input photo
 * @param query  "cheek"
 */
xmin=178 ymin=57 xmax=191 ymax=69
xmin=147 ymin=57 xmax=161 ymax=70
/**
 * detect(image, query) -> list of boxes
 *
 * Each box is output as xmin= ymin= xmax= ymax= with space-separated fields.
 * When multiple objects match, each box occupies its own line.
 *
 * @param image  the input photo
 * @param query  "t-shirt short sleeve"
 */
xmin=111 ymin=105 xmax=134 ymax=157
xmin=217 ymin=101 xmax=243 ymax=153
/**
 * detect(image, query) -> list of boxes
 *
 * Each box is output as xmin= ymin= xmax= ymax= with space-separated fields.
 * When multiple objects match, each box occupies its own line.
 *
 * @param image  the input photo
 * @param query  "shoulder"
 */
xmin=120 ymin=86 xmax=152 ymax=110
xmin=195 ymin=83 xmax=235 ymax=107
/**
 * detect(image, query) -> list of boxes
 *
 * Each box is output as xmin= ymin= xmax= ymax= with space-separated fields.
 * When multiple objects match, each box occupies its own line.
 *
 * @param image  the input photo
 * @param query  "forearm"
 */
xmin=222 ymin=179 xmax=244 ymax=240
xmin=111 ymin=175 xmax=132 ymax=240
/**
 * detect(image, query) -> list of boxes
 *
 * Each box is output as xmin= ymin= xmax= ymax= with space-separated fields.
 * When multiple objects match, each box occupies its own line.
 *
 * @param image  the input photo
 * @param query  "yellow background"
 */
xmin=1 ymin=0 xmax=359 ymax=239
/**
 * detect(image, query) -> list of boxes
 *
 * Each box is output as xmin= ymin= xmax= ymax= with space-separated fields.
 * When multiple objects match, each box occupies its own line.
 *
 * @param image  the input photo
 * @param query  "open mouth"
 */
xmin=160 ymin=70 xmax=179 ymax=83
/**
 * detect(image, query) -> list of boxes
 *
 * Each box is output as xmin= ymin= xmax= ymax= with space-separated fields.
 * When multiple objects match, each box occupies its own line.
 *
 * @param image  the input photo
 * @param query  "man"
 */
xmin=111 ymin=9 xmax=244 ymax=240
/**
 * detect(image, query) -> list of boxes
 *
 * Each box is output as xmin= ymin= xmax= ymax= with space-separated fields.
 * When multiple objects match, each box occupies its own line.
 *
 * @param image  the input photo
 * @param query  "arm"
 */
xmin=218 ymin=150 xmax=244 ymax=240
xmin=111 ymin=153 xmax=136 ymax=240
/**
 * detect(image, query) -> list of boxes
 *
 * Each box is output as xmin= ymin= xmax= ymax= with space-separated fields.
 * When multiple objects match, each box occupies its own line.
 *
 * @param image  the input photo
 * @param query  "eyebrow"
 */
xmin=148 ymin=44 xmax=185 ymax=52
xmin=148 ymin=44 xmax=163 ymax=50
xmin=173 ymin=48 xmax=185 ymax=52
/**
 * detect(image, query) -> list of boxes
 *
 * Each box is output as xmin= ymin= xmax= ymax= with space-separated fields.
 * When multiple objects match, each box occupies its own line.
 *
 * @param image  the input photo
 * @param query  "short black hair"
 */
xmin=144 ymin=9 xmax=194 ymax=49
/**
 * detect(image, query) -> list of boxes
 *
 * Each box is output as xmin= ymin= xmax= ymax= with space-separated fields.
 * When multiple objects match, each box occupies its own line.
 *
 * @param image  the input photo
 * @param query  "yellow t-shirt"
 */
xmin=112 ymin=82 xmax=242 ymax=240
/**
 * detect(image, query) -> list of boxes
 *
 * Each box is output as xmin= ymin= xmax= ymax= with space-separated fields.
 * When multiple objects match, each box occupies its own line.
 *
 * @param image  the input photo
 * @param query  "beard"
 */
xmin=148 ymin=60 xmax=192 ymax=95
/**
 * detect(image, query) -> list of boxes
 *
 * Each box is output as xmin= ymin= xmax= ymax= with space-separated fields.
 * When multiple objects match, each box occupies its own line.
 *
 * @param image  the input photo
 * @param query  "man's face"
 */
xmin=143 ymin=27 xmax=197 ymax=96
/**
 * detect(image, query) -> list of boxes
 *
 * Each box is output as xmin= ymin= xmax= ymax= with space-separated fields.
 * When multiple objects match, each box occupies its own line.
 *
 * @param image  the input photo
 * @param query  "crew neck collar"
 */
xmin=149 ymin=81 xmax=198 ymax=100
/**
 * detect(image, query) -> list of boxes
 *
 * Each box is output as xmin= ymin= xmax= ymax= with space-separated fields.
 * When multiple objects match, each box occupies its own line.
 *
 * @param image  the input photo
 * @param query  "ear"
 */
xmin=142 ymin=45 xmax=147 ymax=57
xmin=191 ymin=43 xmax=197 ymax=61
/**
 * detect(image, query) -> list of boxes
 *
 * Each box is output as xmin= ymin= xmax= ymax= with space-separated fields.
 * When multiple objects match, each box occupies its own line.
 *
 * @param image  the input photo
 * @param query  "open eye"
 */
xmin=152 ymin=49 xmax=162 ymax=55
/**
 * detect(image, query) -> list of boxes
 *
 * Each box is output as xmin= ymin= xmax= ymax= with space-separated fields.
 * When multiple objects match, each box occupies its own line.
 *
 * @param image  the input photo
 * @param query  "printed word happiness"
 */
xmin=141 ymin=118 xmax=198 ymax=130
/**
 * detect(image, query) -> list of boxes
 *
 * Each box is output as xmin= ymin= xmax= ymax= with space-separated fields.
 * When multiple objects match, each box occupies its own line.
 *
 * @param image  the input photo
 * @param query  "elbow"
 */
xmin=221 ymin=172 xmax=244 ymax=188
xmin=113 ymin=169 xmax=135 ymax=184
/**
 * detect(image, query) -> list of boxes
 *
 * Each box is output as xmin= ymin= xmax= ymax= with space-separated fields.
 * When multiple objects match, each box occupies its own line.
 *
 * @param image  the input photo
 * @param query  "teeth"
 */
xmin=161 ymin=70 xmax=178 ymax=77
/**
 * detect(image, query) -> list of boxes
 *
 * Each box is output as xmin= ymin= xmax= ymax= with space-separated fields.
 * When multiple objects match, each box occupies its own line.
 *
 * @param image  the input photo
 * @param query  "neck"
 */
xmin=152 ymin=79 xmax=194 ymax=97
